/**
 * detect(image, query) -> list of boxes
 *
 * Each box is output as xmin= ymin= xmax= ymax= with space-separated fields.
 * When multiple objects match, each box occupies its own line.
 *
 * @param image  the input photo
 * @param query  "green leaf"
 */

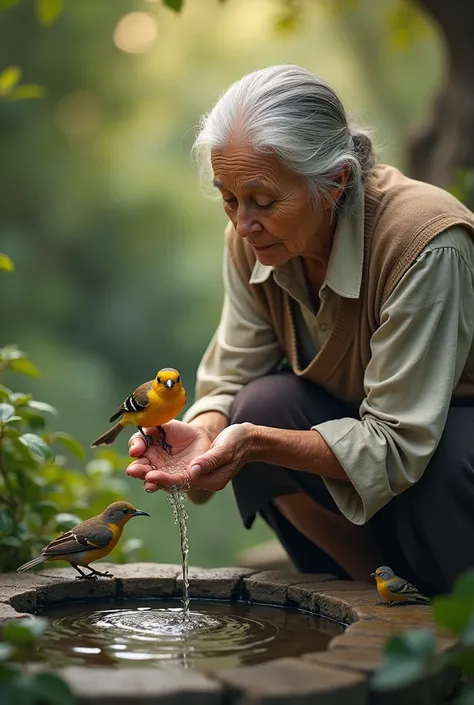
xmin=162 ymin=0 xmax=184 ymax=11
xmin=0 ymin=403 xmax=15 ymax=422
xmin=0 ymin=674 xmax=37 ymax=704
xmin=0 ymin=511 xmax=13 ymax=535
xmin=34 ymin=500 xmax=59 ymax=521
xmin=8 ymin=84 xmax=46 ymax=101
xmin=432 ymin=595 xmax=474 ymax=636
xmin=86 ymin=458 xmax=113 ymax=477
xmin=55 ymin=513 xmax=81 ymax=530
xmin=28 ymin=400 xmax=57 ymax=415
xmin=32 ymin=672 xmax=76 ymax=705
xmin=34 ymin=0 xmax=63 ymax=25
xmin=52 ymin=432 xmax=85 ymax=461
xmin=0 ymin=384 xmax=12 ymax=399
xmin=19 ymin=433 xmax=53 ymax=460
xmin=451 ymin=649 xmax=474 ymax=677
xmin=0 ymin=643 xmax=13 ymax=661
xmin=0 ymin=66 xmax=21 ymax=96
xmin=0 ymin=254 xmax=14 ymax=271
xmin=371 ymin=658 xmax=425 ymax=691
xmin=10 ymin=358 xmax=40 ymax=378
xmin=385 ymin=629 xmax=435 ymax=658
xmin=0 ymin=0 xmax=21 ymax=11
xmin=2 ymin=617 xmax=49 ymax=646
xmin=0 ymin=536 xmax=22 ymax=548
xmin=453 ymin=570 xmax=474 ymax=598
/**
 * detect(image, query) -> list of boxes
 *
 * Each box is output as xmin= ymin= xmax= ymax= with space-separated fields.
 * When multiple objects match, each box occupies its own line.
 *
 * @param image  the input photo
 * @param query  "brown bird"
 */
xmin=17 ymin=501 xmax=150 ymax=579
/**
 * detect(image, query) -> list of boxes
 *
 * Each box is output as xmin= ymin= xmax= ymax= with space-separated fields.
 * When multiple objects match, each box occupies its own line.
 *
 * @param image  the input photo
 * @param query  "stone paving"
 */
xmin=0 ymin=563 xmax=459 ymax=704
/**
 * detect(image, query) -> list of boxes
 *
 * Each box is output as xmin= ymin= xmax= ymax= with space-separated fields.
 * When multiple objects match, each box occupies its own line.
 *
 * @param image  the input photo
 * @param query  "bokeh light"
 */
xmin=113 ymin=12 xmax=158 ymax=54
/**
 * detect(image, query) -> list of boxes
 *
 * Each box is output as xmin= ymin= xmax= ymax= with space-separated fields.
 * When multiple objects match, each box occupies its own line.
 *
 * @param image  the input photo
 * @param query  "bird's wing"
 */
xmin=42 ymin=524 xmax=114 ymax=557
xmin=387 ymin=577 xmax=421 ymax=596
xmin=109 ymin=380 xmax=152 ymax=422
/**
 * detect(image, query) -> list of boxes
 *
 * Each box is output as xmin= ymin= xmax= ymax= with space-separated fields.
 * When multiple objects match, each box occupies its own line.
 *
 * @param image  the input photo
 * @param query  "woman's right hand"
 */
xmin=126 ymin=420 xmax=212 ymax=493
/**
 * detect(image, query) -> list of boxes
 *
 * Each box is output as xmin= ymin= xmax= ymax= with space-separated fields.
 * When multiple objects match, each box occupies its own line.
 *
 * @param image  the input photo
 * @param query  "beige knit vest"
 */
xmin=227 ymin=164 xmax=474 ymax=404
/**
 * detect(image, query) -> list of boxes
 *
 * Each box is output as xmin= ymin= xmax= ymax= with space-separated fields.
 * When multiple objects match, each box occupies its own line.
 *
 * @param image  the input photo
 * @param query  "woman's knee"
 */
xmin=230 ymin=372 xmax=353 ymax=428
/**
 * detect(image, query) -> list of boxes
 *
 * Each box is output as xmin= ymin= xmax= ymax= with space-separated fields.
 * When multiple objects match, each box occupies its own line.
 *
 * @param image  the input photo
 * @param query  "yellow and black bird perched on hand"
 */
xmin=91 ymin=367 xmax=186 ymax=453
xmin=17 ymin=501 xmax=149 ymax=579
xmin=371 ymin=566 xmax=430 ymax=606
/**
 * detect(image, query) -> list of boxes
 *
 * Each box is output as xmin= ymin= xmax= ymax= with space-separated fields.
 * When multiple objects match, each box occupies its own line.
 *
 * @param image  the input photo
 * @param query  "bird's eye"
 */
xmin=177 ymin=376 xmax=181 ymax=383
xmin=122 ymin=508 xmax=128 ymax=515
xmin=157 ymin=377 xmax=161 ymax=384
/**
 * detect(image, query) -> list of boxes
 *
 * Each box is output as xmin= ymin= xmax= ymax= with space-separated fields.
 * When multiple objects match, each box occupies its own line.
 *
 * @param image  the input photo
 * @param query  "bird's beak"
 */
xmin=165 ymin=379 xmax=174 ymax=389
xmin=132 ymin=510 xmax=150 ymax=517
xmin=370 ymin=572 xmax=376 ymax=577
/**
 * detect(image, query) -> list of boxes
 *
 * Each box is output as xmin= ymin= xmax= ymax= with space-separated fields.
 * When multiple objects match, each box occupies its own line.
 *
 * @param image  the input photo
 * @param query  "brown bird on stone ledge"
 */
xmin=17 ymin=501 xmax=150 ymax=579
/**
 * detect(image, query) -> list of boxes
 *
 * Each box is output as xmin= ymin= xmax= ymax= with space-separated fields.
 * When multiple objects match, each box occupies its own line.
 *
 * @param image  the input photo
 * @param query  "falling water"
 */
xmin=166 ymin=486 xmax=190 ymax=630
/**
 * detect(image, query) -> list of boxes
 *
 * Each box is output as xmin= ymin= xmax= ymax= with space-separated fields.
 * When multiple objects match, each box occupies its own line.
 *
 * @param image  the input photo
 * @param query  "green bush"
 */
xmin=0 ymin=617 xmax=76 ymax=704
xmin=373 ymin=570 xmax=474 ymax=702
xmin=0 ymin=255 xmax=147 ymax=572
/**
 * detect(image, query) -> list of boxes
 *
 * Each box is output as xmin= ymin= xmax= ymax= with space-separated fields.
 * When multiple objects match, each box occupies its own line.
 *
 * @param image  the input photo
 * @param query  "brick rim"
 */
xmin=0 ymin=564 xmax=457 ymax=704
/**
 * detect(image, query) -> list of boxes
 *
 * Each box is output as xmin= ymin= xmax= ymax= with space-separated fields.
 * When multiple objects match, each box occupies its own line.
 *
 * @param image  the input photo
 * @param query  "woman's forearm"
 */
xmin=249 ymin=424 xmax=350 ymax=482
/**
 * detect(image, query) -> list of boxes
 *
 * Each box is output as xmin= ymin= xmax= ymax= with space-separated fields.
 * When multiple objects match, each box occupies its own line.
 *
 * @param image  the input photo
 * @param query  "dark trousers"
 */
xmin=230 ymin=372 xmax=474 ymax=595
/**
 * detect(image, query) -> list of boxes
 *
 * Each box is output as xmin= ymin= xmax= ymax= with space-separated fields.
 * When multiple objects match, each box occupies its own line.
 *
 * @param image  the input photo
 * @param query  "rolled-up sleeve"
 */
xmin=316 ymin=233 xmax=474 ymax=525
xmin=183 ymin=248 xmax=282 ymax=422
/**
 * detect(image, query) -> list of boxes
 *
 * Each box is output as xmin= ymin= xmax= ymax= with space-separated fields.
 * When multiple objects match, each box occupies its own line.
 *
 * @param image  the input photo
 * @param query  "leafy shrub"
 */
xmin=0 ymin=255 xmax=147 ymax=572
xmin=0 ymin=617 xmax=76 ymax=704
xmin=373 ymin=570 xmax=474 ymax=703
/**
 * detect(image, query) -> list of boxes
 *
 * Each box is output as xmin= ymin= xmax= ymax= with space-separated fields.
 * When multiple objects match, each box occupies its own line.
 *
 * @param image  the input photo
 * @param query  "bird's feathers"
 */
xmin=385 ymin=577 xmax=419 ymax=595
xmin=17 ymin=555 xmax=47 ymax=572
xmin=42 ymin=522 xmax=114 ymax=558
xmin=110 ymin=381 xmax=152 ymax=422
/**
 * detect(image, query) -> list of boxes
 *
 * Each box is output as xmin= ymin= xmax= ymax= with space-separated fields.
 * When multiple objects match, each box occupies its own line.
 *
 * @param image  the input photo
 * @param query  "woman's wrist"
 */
xmin=188 ymin=410 xmax=229 ymax=443
xmin=248 ymin=424 xmax=349 ymax=482
xmin=186 ymin=411 xmax=229 ymax=505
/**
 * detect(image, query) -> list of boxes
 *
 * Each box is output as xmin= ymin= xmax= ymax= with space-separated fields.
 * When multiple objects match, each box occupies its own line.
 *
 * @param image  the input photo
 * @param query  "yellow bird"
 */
xmin=371 ymin=566 xmax=430 ymax=606
xmin=91 ymin=367 xmax=186 ymax=453
xmin=17 ymin=501 xmax=149 ymax=579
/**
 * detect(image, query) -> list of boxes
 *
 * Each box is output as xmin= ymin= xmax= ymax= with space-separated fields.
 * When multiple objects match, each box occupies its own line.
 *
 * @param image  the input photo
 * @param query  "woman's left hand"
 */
xmin=144 ymin=422 xmax=256 ymax=492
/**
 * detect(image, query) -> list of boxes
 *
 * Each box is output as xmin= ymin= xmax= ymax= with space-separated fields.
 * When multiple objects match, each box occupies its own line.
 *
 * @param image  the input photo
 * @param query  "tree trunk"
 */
xmin=408 ymin=0 xmax=474 ymax=207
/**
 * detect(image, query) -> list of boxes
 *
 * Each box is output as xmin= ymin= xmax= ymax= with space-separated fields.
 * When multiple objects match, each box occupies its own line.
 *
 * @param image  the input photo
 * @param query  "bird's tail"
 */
xmin=90 ymin=421 xmax=124 ymax=447
xmin=415 ymin=593 xmax=431 ymax=604
xmin=17 ymin=555 xmax=47 ymax=573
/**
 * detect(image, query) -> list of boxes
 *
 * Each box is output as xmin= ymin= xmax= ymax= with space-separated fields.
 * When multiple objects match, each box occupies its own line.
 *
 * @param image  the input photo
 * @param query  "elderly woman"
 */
xmin=127 ymin=65 xmax=474 ymax=595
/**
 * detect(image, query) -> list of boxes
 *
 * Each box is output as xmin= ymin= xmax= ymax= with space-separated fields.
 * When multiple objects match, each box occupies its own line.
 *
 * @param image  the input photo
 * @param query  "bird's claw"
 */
xmin=160 ymin=439 xmax=173 ymax=455
xmin=89 ymin=569 xmax=114 ymax=578
xmin=144 ymin=434 xmax=154 ymax=449
xmin=157 ymin=426 xmax=172 ymax=455
xmin=75 ymin=574 xmax=98 ymax=581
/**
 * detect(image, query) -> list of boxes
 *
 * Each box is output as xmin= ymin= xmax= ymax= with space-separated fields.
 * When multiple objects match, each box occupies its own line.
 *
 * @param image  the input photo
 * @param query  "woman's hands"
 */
xmin=126 ymin=420 xmax=257 ymax=493
xmin=126 ymin=420 xmax=212 ymax=492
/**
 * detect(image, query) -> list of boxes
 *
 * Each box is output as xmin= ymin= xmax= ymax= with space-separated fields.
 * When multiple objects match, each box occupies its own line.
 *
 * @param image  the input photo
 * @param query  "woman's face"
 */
xmin=211 ymin=143 xmax=333 ymax=267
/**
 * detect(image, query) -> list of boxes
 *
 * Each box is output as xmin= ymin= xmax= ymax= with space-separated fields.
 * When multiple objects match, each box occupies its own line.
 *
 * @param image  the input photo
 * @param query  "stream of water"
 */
xmin=165 ymin=488 xmax=190 ymax=630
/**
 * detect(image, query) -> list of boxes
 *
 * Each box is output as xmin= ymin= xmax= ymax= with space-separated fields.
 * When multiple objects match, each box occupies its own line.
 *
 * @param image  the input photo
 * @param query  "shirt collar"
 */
xmin=249 ymin=195 xmax=365 ymax=299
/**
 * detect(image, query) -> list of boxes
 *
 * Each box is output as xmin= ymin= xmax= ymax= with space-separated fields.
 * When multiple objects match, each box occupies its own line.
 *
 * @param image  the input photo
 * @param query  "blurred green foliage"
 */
xmin=0 ymin=617 xmax=76 ymax=704
xmin=0 ymin=0 xmax=445 ymax=568
xmin=373 ymin=571 xmax=474 ymax=702
xmin=0 ymin=337 xmax=146 ymax=572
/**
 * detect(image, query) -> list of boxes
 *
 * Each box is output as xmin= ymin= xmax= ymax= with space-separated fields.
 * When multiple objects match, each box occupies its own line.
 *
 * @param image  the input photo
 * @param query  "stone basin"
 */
xmin=0 ymin=563 xmax=458 ymax=704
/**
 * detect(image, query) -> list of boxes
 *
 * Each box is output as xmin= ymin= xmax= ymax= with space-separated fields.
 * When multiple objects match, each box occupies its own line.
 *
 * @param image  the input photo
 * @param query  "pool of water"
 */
xmin=36 ymin=599 xmax=344 ymax=671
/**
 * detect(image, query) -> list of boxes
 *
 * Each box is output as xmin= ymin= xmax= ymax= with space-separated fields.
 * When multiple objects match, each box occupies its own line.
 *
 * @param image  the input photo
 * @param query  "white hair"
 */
xmin=192 ymin=64 xmax=375 ymax=216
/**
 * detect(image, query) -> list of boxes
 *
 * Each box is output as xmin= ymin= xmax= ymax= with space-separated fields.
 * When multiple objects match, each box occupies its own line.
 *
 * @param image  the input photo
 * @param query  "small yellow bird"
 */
xmin=17 ymin=501 xmax=149 ymax=579
xmin=371 ymin=566 xmax=430 ymax=606
xmin=91 ymin=367 xmax=186 ymax=453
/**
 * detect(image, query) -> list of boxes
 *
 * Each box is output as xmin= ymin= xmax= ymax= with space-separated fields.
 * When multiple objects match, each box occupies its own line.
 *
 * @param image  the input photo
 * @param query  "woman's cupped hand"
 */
xmin=126 ymin=420 xmax=255 ymax=493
